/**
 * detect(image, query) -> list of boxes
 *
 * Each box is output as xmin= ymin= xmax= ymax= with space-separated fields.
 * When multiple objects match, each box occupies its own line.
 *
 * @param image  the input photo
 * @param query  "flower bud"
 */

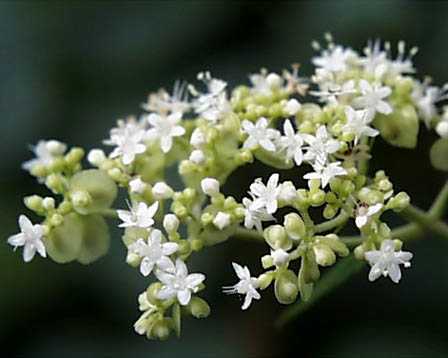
xmin=257 ymin=272 xmax=274 ymax=290
xmin=146 ymin=282 xmax=163 ymax=305
xmin=310 ymin=190 xmax=326 ymax=207
xmin=24 ymin=195 xmax=44 ymax=213
xmin=87 ymin=149 xmax=106 ymax=166
xmin=126 ymin=252 xmax=141 ymax=267
xmin=266 ymin=72 xmax=282 ymax=88
xmin=150 ymin=319 xmax=171 ymax=340
xmin=264 ymin=225 xmax=290 ymax=249
xmin=42 ymin=197 xmax=56 ymax=211
xmin=152 ymin=182 xmax=174 ymax=199
xmin=49 ymin=213 xmax=64 ymax=227
xmin=283 ymin=213 xmax=306 ymax=240
xmin=190 ymin=128 xmax=206 ymax=147
xmin=71 ymin=190 xmax=92 ymax=210
xmin=388 ymin=192 xmax=410 ymax=212
xmin=189 ymin=149 xmax=205 ymax=164
xmin=284 ymin=99 xmax=301 ymax=116
xmin=188 ymin=297 xmax=211 ymax=319
xmin=46 ymin=140 xmax=66 ymax=156
xmin=278 ymin=181 xmax=297 ymax=203
xmin=436 ymin=121 xmax=448 ymax=138
xmin=65 ymin=147 xmax=84 ymax=165
xmin=313 ymin=244 xmax=336 ymax=267
xmin=323 ymin=204 xmax=337 ymax=219
xmin=46 ymin=174 xmax=67 ymax=194
xmin=163 ymin=214 xmax=180 ymax=233
xmin=261 ymin=255 xmax=274 ymax=269
xmin=271 ymin=248 xmax=290 ymax=266
xmin=200 ymin=177 xmax=220 ymax=196
xmin=275 ymin=270 xmax=299 ymax=305
xmin=213 ymin=212 xmax=231 ymax=230
xmin=129 ymin=177 xmax=147 ymax=194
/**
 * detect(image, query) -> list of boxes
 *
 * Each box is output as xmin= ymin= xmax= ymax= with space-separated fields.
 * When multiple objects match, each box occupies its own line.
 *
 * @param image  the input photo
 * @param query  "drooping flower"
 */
xmin=241 ymin=117 xmax=280 ymax=152
xmin=223 ymin=262 xmax=261 ymax=310
xmin=117 ymin=201 xmax=158 ymax=230
xmin=155 ymin=258 xmax=205 ymax=306
xmin=128 ymin=229 xmax=178 ymax=276
xmin=280 ymin=119 xmax=304 ymax=166
xmin=342 ymin=106 xmax=379 ymax=145
xmin=353 ymin=80 xmax=392 ymax=118
xmin=242 ymin=197 xmax=275 ymax=232
xmin=248 ymin=173 xmax=281 ymax=214
xmin=365 ymin=240 xmax=413 ymax=283
xmin=8 ymin=215 xmax=46 ymax=262
xmin=22 ymin=140 xmax=67 ymax=173
xmin=146 ymin=112 xmax=186 ymax=153
xmin=355 ymin=203 xmax=383 ymax=228
xmin=302 ymin=125 xmax=341 ymax=165
xmin=304 ymin=161 xmax=347 ymax=188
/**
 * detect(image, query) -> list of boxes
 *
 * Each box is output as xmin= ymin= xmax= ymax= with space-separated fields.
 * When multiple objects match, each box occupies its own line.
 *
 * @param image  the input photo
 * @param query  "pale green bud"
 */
xmin=163 ymin=214 xmax=179 ymax=233
xmin=378 ymin=178 xmax=393 ymax=192
xmin=42 ymin=197 xmax=56 ymax=211
xmin=313 ymin=244 xmax=336 ymax=267
xmin=323 ymin=204 xmax=337 ymax=219
xmin=49 ymin=213 xmax=64 ymax=227
xmin=310 ymin=190 xmax=326 ymax=207
xmin=71 ymin=190 xmax=92 ymax=210
xmin=275 ymin=270 xmax=299 ymax=305
xmin=283 ymin=213 xmax=306 ymax=240
xmin=264 ymin=225 xmax=290 ymax=250
xmin=30 ymin=164 xmax=47 ymax=178
xmin=200 ymin=212 xmax=214 ymax=226
xmin=65 ymin=147 xmax=84 ymax=165
xmin=188 ymin=297 xmax=210 ymax=319
xmin=24 ymin=195 xmax=44 ymax=213
xmin=46 ymin=174 xmax=67 ymax=194
xmin=58 ymin=201 xmax=72 ymax=215
xmin=150 ymin=319 xmax=171 ymax=340
xmin=126 ymin=252 xmax=141 ymax=267
xmin=388 ymin=192 xmax=410 ymax=212
xmin=257 ymin=271 xmax=275 ymax=290
xmin=261 ymin=255 xmax=274 ymax=269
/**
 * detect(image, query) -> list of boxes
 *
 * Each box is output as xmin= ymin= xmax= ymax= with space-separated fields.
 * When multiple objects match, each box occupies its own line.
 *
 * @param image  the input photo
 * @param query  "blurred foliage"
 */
xmin=1 ymin=1 xmax=448 ymax=356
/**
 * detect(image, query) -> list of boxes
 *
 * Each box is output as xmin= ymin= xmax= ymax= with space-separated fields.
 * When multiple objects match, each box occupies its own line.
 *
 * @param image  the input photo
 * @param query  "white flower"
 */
xmin=22 ymin=140 xmax=67 ymax=172
xmin=241 ymin=117 xmax=280 ymax=152
xmin=355 ymin=203 xmax=383 ymax=228
xmin=129 ymin=229 xmax=178 ymax=276
xmin=8 ymin=215 xmax=46 ymax=262
xmin=304 ymin=161 xmax=347 ymax=188
xmin=284 ymin=99 xmax=301 ymax=115
xmin=213 ymin=212 xmax=231 ymax=230
xmin=155 ymin=258 xmax=205 ymax=306
xmin=142 ymin=80 xmax=190 ymax=115
xmin=365 ymin=240 xmax=413 ymax=283
xmin=248 ymin=173 xmax=281 ymax=214
xmin=249 ymin=70 xmax=284 ymax=96
xmin=129 ymin=177 xmax=147 ymax=194
xmin=302 ymin=125 xmax=341 ymax=165
xmin=146 ymin=112 xmax=185 ymax=153
xmin=87 ymin=149 xmax=106 ymax=167
xmin=190 ymin=71 xmax=230 ymax=123
xmin=280 ymin=119 xmax=304 ymax=166
xmin=353 ymin=80 xmax=392 ymax=118
xmin=342 ymin=106 xmax=379 ymax=145
xmin=270 ymin=248 xmax=290 ymax=266
xmin=108 ymin=123 xmax=146 ymax=165
xmin=117 ymin=201 xmax=158 ymax=230
xmin=242 ymin=197 xmax=274 ymax=232
xmin=312 ymin=45 xmax=358 ymax=72
xmin=152 ymin=182 xmax=174 ymax=200
xmin=412 ymin=82 xmax=448 ymax=128
xmin=201 ymin=177 xmax=220 ymax=196
xmin=189 ymin=149 xmax=205 ymax=164
xmin=223 ymin=262 xmax=261 ymax=310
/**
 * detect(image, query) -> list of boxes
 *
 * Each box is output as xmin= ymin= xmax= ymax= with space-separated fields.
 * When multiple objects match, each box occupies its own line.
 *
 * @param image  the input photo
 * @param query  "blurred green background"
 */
xmin=1 ymin=1 xmax=448 ymax=356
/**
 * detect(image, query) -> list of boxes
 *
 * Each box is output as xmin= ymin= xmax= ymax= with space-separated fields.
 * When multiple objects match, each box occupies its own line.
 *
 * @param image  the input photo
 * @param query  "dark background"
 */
xmin=1 ymin=1 xmax=448 ymax=357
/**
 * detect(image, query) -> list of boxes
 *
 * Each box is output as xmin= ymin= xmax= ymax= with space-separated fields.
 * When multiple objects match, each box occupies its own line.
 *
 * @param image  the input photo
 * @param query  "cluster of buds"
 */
xmin=8 ymin=35 xmax=447 ymax=340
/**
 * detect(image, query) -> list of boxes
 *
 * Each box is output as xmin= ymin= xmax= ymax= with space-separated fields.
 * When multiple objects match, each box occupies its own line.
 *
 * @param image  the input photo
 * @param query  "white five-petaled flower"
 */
xmin=353 ymin=80 xmax=392 ymax=118
xmin=8 ymin=215 xmax=46 ymax=262
xmin=355 ymin=203 xmax=383 ymax=228
xmin=241 ymin=117 xmax=280 ymax=152
xmin=223 ymin=262 xmax=261 ymax=310
xmin=302 ymin=125 xmax=341 ymax=165
xmin=128 ymin=229 xmax=178 ymax=276
xmin=22 ymin=140 xmax=67 ymax=172
xmin=242 ymin=197 xmax=275 ymax=232
xmin=155 ymin=258 xmax=205 ymax=306
xmin=343 ymin=106 xmax=379 ymax=145
xmin=365 ymin=240 xmax=413 ymax=283
xmin=146 ymin=112 xmax=186 ymax=153
xmin=190 ymin=71 xmax=230 ymax=123
xmin=108 ymin=124 xmax=147 ymax=165
xmin=304 ymin=161 xmax=347 ymax=188
xmin=248 ymin=173 xmax=281 ymax=214
xmin=412 ymin=82 xmax=448 ymax=128
xmin=117 ymin=201 xmax=159 ymax=230
xmin=280 ymin=119 xmax=304 ymax=166
xmin=312 ymin=45 xmax=358 ymax=73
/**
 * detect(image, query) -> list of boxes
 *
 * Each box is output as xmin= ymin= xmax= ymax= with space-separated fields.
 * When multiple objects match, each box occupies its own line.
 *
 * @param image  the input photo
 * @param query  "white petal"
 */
xmin=157 ymin=286 xmax=176 ymax=300
xmin=140 ymin=258 xmax=154 ymax=276
xmin=355 ymin=215 xmax=368 ymax=228
xmin=241 ymin=293 xmax=253 ymax=310
xmin=387 ymin=263 xmax=402 ymax=283
xmin=35 ymin=239 xmax=46 ymax=258
xmin=23 ymin=244 xmax=36 ymax=263
xmin=175 ymin=258 xmax=188 ymax=277
xmin=186 ymin=273 xmax=205 ymax=289
xmin=8 ymin=233 xmax=26 ymax=247
xmin=19 ymin=215 xmax=33 ymax=234
xmin=177 ymin=289 xmax=191 ymax=306
xmin=161 ymin=242 xmax=178 ymax=256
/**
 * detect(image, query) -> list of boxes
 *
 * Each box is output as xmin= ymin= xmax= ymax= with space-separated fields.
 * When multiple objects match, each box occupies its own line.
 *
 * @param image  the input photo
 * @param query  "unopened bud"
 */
xmin=283 ymin=213 xmax=306 ymax=240
xmin=201 ymin=177 xmax=220 ymax=196
xmin=163 ymin=214 xmax=179 ymax=233
xmin=152 ymin=182 xmax=174 ymax=199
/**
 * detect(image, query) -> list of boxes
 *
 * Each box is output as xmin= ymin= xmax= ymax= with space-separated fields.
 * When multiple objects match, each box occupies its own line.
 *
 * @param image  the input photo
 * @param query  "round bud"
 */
xmin=213 ymin=212 xmax=231 ymax=230
xmin=436 ymin=121 xmax=448 ymax=138
xmin=65 ymin=147 xmax=84 ymax=165
xmin=190 ymin=128 xmax=206 ymax=147
xmin=163 ymin=214 xmax=180 ymax=233
xmin=42 ymin=197 xmax=56 ymax=211
xmin=389 ymin=192 xmax=410 ymax=212
xmin=152 ymin=182 xmax=174 ymax=200
xmin=24 ymin=195 xmax=44 ymax=212
xmin=46 ymin=174 xmax=67 ymax=194
xmin=46 ymin=140 xmax=67 ymax=155
xmin=201 ymin=177 xmax=220 ymax=196
xmin=264 ymin=225 xmax=289 ymax=249
xmin=87 ymin=149 xmax=106 ymax=166
xmin=257 ymin=272 xmax=274 ymax=290
xmin=283 ymin=213 xmax=306 ymax=240
xmin=189 ymin=149 xmax=205 ymax=164
xmin=71 ymin=190 xmax=92 ymax=210
xmin=126 ymin=252 xmax=141 ymax=267
xmin=129 ymin=177 xmax=147 ymax=194
xmin=150 ymin=319 xmax=171 ymax=341
xmin=284 ymin=99 xmax=301 ymax=116
xmin=266 ymin=73 xmax=282 ymax=88
xmin=271 ymin=248 xmax=290 ymax=266
xmin=274 ymin=270 xmax=299 ymax=305
xmin=188 ymin=297 xmax=211 ymax=319
xmin=313 ymin=244 xmax=336 ymax=267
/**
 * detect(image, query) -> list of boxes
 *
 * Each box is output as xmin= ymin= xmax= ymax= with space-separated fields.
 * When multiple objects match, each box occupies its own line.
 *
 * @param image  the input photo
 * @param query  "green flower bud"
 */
xmin=310 ymin=190 xmax=326 ymax=207
xmin=69 ymin=170 xmax=117 ymax=215
xmin=146 ymin=282 xmax=163 ymax=305
xmin=71 ymin=190 xmax=92 ymax=211
xmin=264 ymin=225 xmax=290 ymax=250
xmin=340 ymin=180 xmax=356 ymax=197
xmin=313 ymin=244 xmax=336 ymax=267
xmin=275 ymin=270 xmax=299 ymax=305
xmin=319 ymin=234 xmax=349 ymax=257
xmin=325 ymin=192 xmax=338 ymax=204
xmin=261 ymin=255 xmax=274 ymax=269
xmin=126 ymin=252 xmax=141 ymax=267
xmin=48 ymin=157 xmax=65 ymax=173
xmin=58 ymin=201 xmax=73 ymax=215
xmin=257 ymin=271 xmax=274 ymax=290
xmin=46 ymin=174 xmax=67 ymax=194
xmin=30 ymin=164 xmax=47 ymax=178
xmin=378 ymin=222 xmax=392 ymax=239
xmin=24 ymin=195 xmax=44 ymax=213
xmin=200 ymin=212 xmax=214 ymax=226
xmin=150 ymin=319 xmax=171 ymax=341
xmin=65 ymin=147 xmax=85 ymax=165
xmin=387 ymin=192 xmax=410 ymax=212
xmin=323 ymin=204 xmax=337 ymax=219
xmin=49 ymin=213 xmax=64 ymax=227
xmin=187 ymin=297 xmax=211 ymax=319
xmin=283 ymin=213 xmax=306 ymax=240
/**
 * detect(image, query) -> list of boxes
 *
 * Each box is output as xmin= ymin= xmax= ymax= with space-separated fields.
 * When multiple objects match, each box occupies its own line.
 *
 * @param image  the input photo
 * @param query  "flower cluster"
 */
xmin=8 ymin=35 xmax=448 ymax=340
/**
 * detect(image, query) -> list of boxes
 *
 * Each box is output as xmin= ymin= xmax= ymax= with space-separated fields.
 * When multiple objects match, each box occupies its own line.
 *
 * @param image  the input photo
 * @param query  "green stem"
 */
xmin=95 ymin=208 xmax=118 ymax=219
xmin=429 ymin=181 xmax=448 ymax=218
xmin=314 ymin=210 xmax=350 ymax=233
xmin=233 ymin=227 xmax=264 ymax=242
